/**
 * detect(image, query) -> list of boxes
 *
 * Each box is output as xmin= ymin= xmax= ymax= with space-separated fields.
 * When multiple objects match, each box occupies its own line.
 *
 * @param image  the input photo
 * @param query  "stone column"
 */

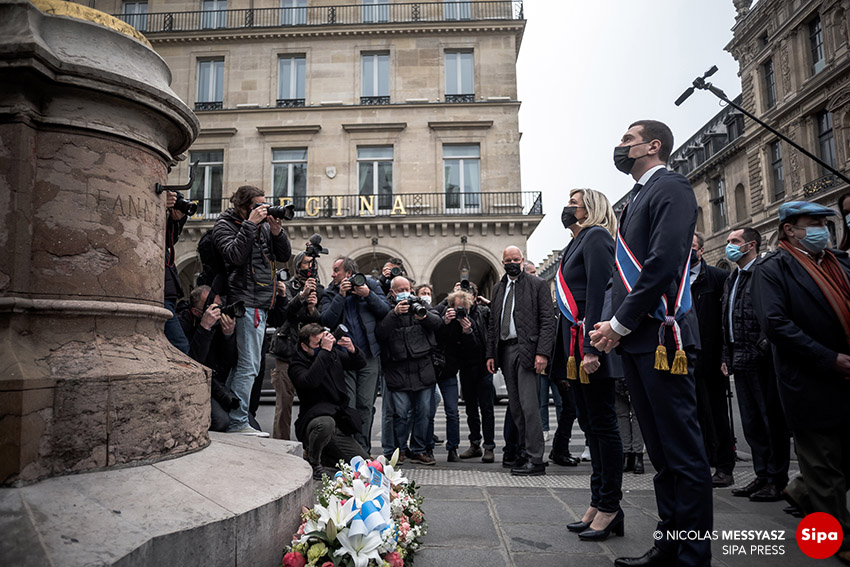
xmin=0 ymin=0 xmax=206 ymax=485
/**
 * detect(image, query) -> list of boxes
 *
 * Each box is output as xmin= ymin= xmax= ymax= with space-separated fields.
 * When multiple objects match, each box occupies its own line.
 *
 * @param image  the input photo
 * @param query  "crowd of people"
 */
xmin=160 ymin=119 xmax=850 ymax=566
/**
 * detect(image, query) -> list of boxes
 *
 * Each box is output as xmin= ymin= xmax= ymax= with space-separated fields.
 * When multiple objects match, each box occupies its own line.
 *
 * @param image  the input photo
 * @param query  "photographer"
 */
xmin=178 ymin=285 xmax=243 ymax=433
xmin=378 ymin=258 xmax=407 ymax=295
xmin=213 ymin=185 xmax=291 ymax=437
xmin=320 ymin=256 xmax=390 ymax=453
xmin=289 ymin=323 xmax=370 ymax=480
xmin=437 ymin=285 xmax=496 ymax=463
xmin=164 ymin=190 xmax=190 ymax=354
xmin=267 ymin=251 xmax=323 ymax=440
xmin=377 ymin=276 xmax=442 ymax=465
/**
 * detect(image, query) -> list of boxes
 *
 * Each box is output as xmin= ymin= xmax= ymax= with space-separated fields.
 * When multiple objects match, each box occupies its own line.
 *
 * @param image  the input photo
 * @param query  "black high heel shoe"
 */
xmin=578 ymin=508 xmax=624 ymax=541
xmin=567 ymin=519 xmax=593 ymax=532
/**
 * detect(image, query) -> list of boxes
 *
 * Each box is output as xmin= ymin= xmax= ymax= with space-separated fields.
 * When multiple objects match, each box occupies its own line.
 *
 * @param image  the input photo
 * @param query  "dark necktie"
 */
xmin=621 ymin=183 xmax=643 ymax=231
xmin=500 ymin=281 xmax=514 ymax=340
xmin=630 ymin=183 xmax=643 ymax=205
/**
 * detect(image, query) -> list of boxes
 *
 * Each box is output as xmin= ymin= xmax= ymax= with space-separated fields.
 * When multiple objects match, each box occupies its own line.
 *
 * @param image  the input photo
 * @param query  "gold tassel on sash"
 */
xmin=670 ymin=349 xmax=688 ymax=375
xmin=654 ymin=344 xmax=669 ymax=371
xmin=567 ymin=356 xmax=577 ymax=380
xmin=579 ymin=363 xmax=590 ymax=384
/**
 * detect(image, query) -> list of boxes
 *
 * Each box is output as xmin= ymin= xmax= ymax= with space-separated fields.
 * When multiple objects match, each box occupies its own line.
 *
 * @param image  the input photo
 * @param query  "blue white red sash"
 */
xmin=556 ymin=263 xmax=586 ymax=381
xmin=614 ymin=206 xmax=692 ymax=374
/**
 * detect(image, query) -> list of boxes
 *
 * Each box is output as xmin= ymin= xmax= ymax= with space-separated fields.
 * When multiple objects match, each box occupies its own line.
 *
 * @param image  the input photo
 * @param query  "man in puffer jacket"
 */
xmin=213 ymin=185 xmax=291 ymax=436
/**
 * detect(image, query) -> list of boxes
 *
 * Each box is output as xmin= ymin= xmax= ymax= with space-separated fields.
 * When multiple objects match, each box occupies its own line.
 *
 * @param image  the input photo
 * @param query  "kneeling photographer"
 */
xmin=289 ymin=323 xmax=369 ymax=480
xmin=179 ymin=285 xmax=255 ymax=433
xmin=212 ymin=185 xmax=291 ymax=437
xmin=377 ymin=276 xmax=442 ymax=465
xmin=267 ymin=246 xmax=324 ymax=440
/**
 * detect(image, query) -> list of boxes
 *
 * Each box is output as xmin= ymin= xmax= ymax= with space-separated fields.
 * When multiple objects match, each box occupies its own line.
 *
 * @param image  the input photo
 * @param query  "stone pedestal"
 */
xmin=0 ymin=0 xmax=204 ymax=486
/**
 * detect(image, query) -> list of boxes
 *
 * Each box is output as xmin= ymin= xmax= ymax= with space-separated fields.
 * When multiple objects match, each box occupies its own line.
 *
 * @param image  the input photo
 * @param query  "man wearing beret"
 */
xmin=751 ymin=200 xmax=850 ymax=563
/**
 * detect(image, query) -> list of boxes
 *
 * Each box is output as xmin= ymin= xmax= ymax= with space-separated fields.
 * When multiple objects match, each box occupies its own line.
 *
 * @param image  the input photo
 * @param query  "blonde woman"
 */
xmin=550 ymin=188 xmax=624 ymax=541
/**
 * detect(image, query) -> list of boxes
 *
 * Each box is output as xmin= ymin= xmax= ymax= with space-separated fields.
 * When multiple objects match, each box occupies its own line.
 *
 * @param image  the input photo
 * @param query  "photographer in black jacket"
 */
xmin=212 ymin=185 xmax=291 ymax=437
xmin=179 ymin=285 xmax=242 ymax=433
xmin=164 ymin=191 xmax=190 ymax=354
xmin=289 ymin=323 xmax=370 ymax=480
xmin=377 ymin=276 xmax=442 ymax=465
xmin=268 ymin=251 xmax=323 ymax=440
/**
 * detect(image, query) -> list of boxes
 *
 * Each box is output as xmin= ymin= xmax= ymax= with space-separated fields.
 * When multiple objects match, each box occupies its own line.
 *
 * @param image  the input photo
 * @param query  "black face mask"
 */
xmin=613 ymin=141 xmax=652 ymax=175
xmin=561 ymin=206 xmax=579 ymax=229
xmin=504 ymin=262 xmax=522 ymax=277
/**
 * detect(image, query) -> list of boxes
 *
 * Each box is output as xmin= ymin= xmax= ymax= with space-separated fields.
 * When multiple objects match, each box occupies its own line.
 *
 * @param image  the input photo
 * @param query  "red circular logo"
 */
xmin=796 ymin=512 xmax=842 ymax=559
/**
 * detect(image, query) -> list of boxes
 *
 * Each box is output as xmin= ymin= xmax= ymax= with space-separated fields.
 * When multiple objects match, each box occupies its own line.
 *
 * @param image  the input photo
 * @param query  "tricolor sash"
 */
xmin=614 ymin=222 xmax=693 ymax=375
xmin=556 ymin=265 xmax=589 ymax=383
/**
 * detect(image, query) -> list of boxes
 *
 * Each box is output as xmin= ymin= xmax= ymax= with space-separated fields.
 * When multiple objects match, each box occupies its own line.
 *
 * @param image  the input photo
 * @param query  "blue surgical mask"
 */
xmin=845 ymin=213 xmax=850 ymax=229
xmin=799 ymin=226 xmax=830 ymax=253
xmin=395 ymin=291 xmax=410 ymax=302
xmin=725 ymin=243 xmax=745 ymax=263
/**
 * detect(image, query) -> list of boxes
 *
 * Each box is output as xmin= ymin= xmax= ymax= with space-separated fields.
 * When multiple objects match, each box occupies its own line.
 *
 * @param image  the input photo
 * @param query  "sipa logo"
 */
xmin=796 ymin=513 xmax=842 ymax=559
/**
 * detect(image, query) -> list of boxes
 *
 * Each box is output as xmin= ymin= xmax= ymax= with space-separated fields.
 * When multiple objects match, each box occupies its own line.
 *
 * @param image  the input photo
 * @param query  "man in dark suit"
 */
xmin=591 ymin=120 xmax=712 ymax=567
xmin=486 ymin=245 xmax=555 ymax=476
xmin=751 ymin=201 xmax=850 ymax=563
xmin=689 ymin=233 xmax=735 ymax=489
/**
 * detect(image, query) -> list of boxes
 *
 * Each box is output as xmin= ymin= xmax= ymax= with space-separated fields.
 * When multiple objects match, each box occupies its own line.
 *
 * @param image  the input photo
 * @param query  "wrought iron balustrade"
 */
xmin=114 ymin=1 xmax=523 ymax=34
xmin=185 ymin=190 xmax=542 ymax=222
xmin=445 ymin=94 xmax=475 ymax=103
xmin=361 ymin=96 xmax=391 ymax=105
xmin=276 ymin=98 xmax=306 ymax=108
xmin=195 ymin=101 xmax=223 ymax=111
xmin=803 ymin=173 xmax=841 ymax=196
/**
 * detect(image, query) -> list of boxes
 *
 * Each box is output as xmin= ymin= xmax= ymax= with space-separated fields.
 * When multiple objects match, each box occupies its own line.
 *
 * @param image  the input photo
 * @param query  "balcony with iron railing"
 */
xmin=114 ymin=1 xmax=523 ymax=34
xmin=185 ymin=190 xmax=542 ymax=222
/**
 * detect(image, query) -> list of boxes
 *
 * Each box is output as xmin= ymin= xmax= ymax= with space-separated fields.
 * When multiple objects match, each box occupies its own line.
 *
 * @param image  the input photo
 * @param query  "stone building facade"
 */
xmin=671 ymin=0 xmax=850 ymax=266
xmin=96 ymin=0 xmax=536 ymax=300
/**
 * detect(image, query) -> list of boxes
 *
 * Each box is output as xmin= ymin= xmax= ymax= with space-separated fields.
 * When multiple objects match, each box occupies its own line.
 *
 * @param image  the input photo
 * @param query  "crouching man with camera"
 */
xmin=213 ymin=185 xmax=291 ymax=437
xmin=289 ymin=323 xmax=370 ymax=480
xmin=378 ymin=276 xmax=442 ymax=465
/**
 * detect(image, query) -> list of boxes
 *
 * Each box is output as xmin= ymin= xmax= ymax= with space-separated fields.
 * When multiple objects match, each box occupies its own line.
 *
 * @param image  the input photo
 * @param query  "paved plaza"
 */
xmin=256 ymin=383 xmax=840 ymax=567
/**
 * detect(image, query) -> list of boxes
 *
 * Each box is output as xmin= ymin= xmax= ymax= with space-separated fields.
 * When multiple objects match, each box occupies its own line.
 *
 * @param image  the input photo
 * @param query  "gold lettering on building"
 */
xmin=390 ymin=196 xmax=407 ymax=216
xmin=335 ymin=196 xmax=344 ymax=217
xmin=305 ymin=197 xmax=320 ymax=217
xmin=359 ymin=195 xmax=375 ymax=216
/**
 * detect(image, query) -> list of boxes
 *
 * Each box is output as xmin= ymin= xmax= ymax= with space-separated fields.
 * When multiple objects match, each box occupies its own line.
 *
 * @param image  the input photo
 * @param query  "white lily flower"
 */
xmin=351 ymin=478 xmax=383 ymax=506
xmin=383 ymin=464 xmax=408 ymax=486
xmin=334 ymin=528 xmax=384 ymax=567
xmin=315 ymin=496 xmax=358 ymax=530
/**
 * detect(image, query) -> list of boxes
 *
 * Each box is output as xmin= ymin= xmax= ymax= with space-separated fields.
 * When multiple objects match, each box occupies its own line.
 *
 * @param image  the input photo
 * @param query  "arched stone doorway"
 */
xmin=425 ymin=250 xmax=501 ymax=304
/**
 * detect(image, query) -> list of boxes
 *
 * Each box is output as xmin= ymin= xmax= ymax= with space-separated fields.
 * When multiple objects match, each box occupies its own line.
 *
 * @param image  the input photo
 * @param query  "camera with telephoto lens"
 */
xmin=305 ymin=234 xmax=328 ymax=258
xmin=459 ymin=279 xmax=472 ymax=292
xmin=252 ymin=202 xmax=295 ymax=221
xmin=390 ymin=266 xmax=403 ymax=277
xmin=219 ymin=300 xmax=245 ymax=318
xmin=454 ymin=306 xmax=468 ymax=320
xmin=173 ymin=191 xmax=198 ymax=216
xmin=347 ymin=273 xmax=367 ymax=287
xmin=332 ymin=324 xmax=349 ymax=341
xmin=395 ymin=295 xmax=427 ymax=317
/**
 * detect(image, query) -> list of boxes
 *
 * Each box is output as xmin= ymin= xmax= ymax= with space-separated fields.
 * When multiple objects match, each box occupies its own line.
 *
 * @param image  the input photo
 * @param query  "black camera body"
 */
xmin=454 ymin=306 xmax=468 ymax=320
xmin=220 ymin=300 xmax=245 ymax=318
xmin=390 ymin=266 xmax=403 ymax=278
xmin=459 ymin=279 xmax=472 ymax=292
xmin=173 ymin=191 xmax=198 ymax=216
xmin=394 ymin=295 xmax=428 ymax=318
xmin=347 ymin=273 xmax=367 ymax=287
xmin=252 ymin=202 xmax=295 ymax=221
xmin=305 ymin=233 xmax=329 ymax=258
xmin=332 ymin=324 xmax=348 ymax=341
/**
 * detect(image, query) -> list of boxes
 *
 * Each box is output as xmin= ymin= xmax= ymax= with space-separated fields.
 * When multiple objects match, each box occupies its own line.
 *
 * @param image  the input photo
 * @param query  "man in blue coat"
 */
xmin=320 ymin=256 xmax=390 ymax=453
xmin=591 ymin=120 xmax=712 ymax=567
xmin=751 ymin=201 xmax=850 ymax=562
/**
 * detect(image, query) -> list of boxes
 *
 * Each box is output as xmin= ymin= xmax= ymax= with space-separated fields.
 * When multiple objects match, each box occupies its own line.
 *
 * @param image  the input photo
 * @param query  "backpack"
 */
xmin=196 ymin=228 xmax=229 ymax=296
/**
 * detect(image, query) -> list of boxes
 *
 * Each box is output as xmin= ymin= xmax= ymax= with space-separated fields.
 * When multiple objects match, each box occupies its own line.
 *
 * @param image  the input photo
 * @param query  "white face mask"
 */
xmin=419 ymin=295 xmax=431 ymax=304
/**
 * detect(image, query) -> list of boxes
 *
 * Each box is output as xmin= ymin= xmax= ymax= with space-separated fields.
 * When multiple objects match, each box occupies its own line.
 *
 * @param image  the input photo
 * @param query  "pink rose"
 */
xmin=353 ymin=471 xmax=360 ymax=479
xmin=282 ymin=551 xmax=306 ymax=567
xmin=368 ymin=460 xmax=384 ymax=473
xmin=322 ymin=563 xmax=334 ymax=567
xmin=384 ymin=551 xmax=404 ymax=567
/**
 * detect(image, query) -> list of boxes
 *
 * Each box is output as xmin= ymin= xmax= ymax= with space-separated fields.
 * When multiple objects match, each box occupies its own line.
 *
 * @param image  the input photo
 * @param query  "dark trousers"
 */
xmin=704 ymin=370 xmax=736 ymax=474
xmin=457 ymin=364 xmax=496 ymax=449
xmin=500 ymin=342 xmax=545 ymax=464
xmin=733 ymin=354 xmax=790 ymax=486
xmin=623 ymin=349 xmax=713 ymax=567
xmin=305 ymin=416 xmax=369 ymax=468
xmin=551 ymin=383 xmax=578 ymax=457
xmin=793 ymin=427 xmax=850 ymax=551
xmin=574 ymin=377 xmax=624 ymax=513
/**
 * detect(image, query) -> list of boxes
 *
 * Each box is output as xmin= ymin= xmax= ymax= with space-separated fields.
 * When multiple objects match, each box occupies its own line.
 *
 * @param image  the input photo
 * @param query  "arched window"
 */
xmin=734 ymin=184 xmax=748 ymax=223
xmin=696 ymin=207 xmax=705 ymax=234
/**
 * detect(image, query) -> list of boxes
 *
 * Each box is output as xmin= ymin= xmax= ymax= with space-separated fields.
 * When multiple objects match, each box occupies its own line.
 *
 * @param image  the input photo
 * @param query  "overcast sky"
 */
xmin=518 ymin=0 xmax=742 ymax=264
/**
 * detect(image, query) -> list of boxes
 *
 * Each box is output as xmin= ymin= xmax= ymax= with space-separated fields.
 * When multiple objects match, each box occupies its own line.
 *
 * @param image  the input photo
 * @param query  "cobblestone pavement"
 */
xmin=257 ymin=386 xmax=837 ymax=567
